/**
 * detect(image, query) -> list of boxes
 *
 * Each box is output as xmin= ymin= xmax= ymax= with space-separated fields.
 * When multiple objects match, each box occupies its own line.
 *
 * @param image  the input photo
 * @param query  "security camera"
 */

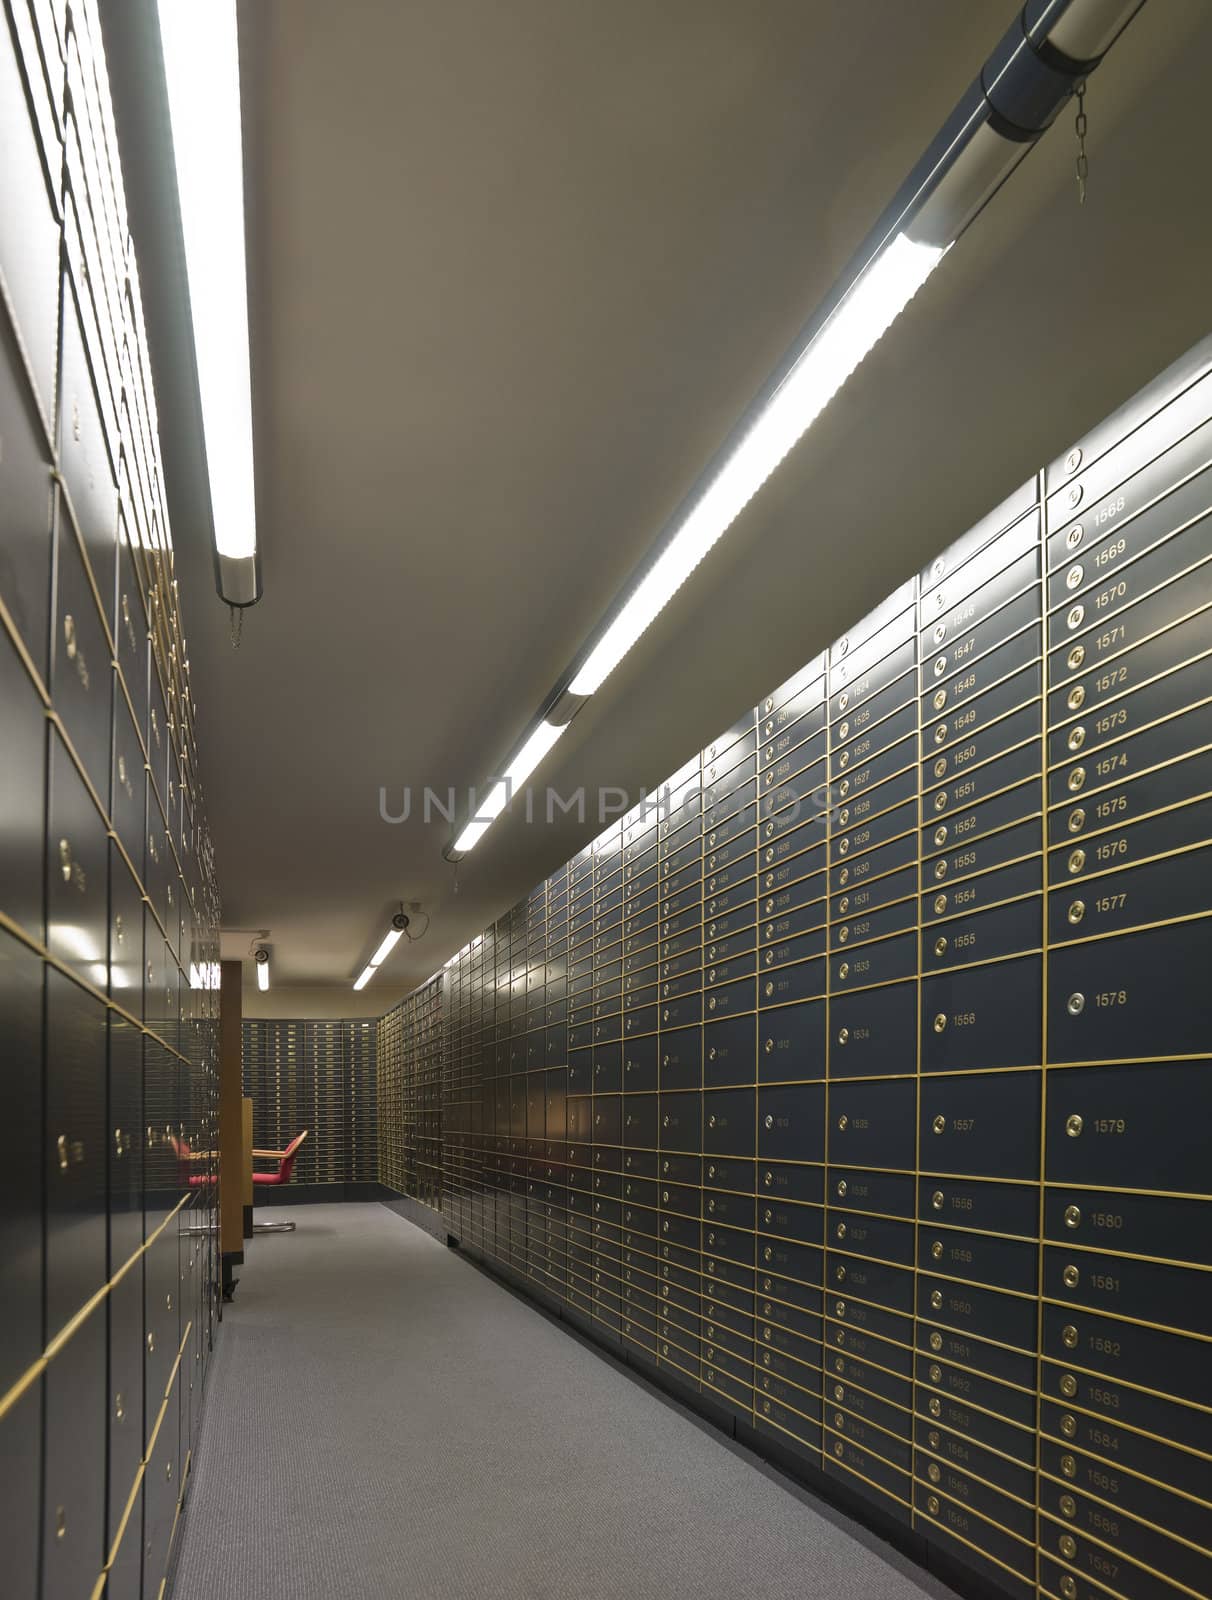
xmin=254 ymin=947 xmax=269 ymax=964
xmin=391 ymin=911 xmax=411 ymax=933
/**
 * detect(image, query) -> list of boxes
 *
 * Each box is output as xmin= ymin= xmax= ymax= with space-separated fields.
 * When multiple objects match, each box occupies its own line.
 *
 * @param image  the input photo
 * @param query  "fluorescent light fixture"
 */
xmin=448 ymin=239 xmax=939 ymax=858
xmin=569 ymin=234 xmax=944 ymax=695
xmin=452 ymin=718 xmax=568 ymax=855
xmin=352 ymin=916 xmax=410 ymax=988
xmin=255 ymin=950 xmax=270 ymax=991
xmin=369 ymin=927 xmax=404 ymax=967
xmin=158 ymin=0 xmax=259 ymax=600
xmin=442 ymin=0 xmax=1146 ymax=864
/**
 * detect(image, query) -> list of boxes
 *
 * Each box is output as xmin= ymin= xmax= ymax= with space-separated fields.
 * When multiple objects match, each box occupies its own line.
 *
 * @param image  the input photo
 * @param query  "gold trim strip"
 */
xmin=1039 ymin=1466 xmax=1212 ymax=1555
xmin=1042 ymin=1180 xmax=1212 ymax=1202
xmin=0 ymin=1193 xmax=192 ymax=1424
xmin=1039 ymin=1507 xmax=1205 ymax=1600
xmin=0 ymin=586 xmax=52 ymax=705
xmin=58 ymin=479 xmax=120 ymax=661
xmin=0 ymin=909 xmax=193 ymax=1065
xmin=916 ymin=1440 xmax=1035 ymax=1510
xmin=1054 ymin=831 xmax=1212 ymax=893
xmin=1043 ymin=1238 xmax=1212 ymax=1273
xmin=104 ymin=1458 xmax=146 ymax=1574
xmin=1046 ymin=689 xmax=1212 ymax=779
xmin=1040 ymin=1355 xmax=1212 ymax=1418
xmin=921 ymin=1513 xmax=1036 ymax=1588
xmin=1048 ymin=904 xmax=1212 ymax=950
xmin=921 ymin=1479 xmax=1036 ymax=1553
xmin=1040 ymin=1406 xmax=1212 ymax=1475
xmin=1039 ymin=1294 xmax=1212 ymax=1344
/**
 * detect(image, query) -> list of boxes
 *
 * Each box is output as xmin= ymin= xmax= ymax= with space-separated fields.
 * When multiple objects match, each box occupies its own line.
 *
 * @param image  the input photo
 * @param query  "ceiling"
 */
xmin=177 ymin=0 xmax=1212 ymax=1015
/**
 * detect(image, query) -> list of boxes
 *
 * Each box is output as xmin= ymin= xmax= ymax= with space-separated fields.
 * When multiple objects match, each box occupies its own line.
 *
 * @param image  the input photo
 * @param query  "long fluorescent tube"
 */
xmin=255 ymin=952 xmax=269 ymax=991
xmin=452 ymin=719 xmax=568 ymax=855
xmin=569 ymin=234 xmax=944 ymax=695
xmin=369 ymin=927 xmax=404 ymax=967
xmin=158 ymin=0 xmax=259 ymax=595
xmin=439 ymin=0 xmax=1146 ymax=866
xmin=352 ymin=919 xmax=409 ymax=989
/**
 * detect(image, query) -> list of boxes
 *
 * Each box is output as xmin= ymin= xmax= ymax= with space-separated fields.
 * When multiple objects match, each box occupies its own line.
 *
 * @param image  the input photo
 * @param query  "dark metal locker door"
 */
xmin=43 ymin=1312 xmax=106 ymax=1596
xmin=45 ymin=968 xmax=107 ymax=1333
xmin=105 ymin=1482 xmax=142 ymax=1600
xmin=142 ymin=1370 xmax=180 ymax=1599
xmin=46 ymin=728 xmax=109 ymax=987
xmin=58 ymin=266 xmax=119 ymax=615
xmin=108 ymin=1012 xmax=142 ymax=1268
xmin=143 ymin=1222 xmax=178 ymax=1454
xmin=0 ymin=624 xmax=48 ymax=943
xmin=107 ymin=1262 xmax=143 ymax=1565
xmin=143 ymin=1017 xmax=182 ymax=1227
xmin=0 ymin=930 xmax=44 ymax=1600
xmin=0 ymin=1 xmax=60 ymax=472
xmin=51 ymin=494 xmax=114 ymax=805
xmin=108 ymin=1013 xmax=144 ymax=1564
xmin=43 ymin=969 xmax=108 ymax=1591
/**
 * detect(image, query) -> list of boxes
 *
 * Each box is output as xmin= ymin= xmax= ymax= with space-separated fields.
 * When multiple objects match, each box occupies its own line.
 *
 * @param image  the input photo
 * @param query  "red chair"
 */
xmin=251 ymin=1130 xmax=308 ymax=1233
xmin=169 ymin=1135 xmax=217 ymax=1188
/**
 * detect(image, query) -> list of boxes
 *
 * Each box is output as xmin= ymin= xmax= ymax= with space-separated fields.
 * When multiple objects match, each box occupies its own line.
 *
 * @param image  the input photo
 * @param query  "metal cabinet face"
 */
xmin=43 ymin=1310 xmax=106 ymax=1600
xmin=702 ymin=1089 xmax=754 ymax=1158
xmin=829 ymin=1077 xmax=917 ymax=1171
xmin=919 ymin=1071 xmax=1041 ymax=1180
xmin=0 ymin=927 xmax=44 ymax=1600
xmin=830 ymin=979 xmax=917 ymax=1079
xmin=144 ymin=1031 xmax=182 ymax=1225
xmin=108 ymin=1011 xmax=143 ymax=1268
xmin=106 ymin=1491 xmax=143 ymax=1600
xmin=378 ymin=344 xmax=1212 ymax=1600
xmin=53 ymin=509 xmax=113 ymax=809
xmin=143 ymin=1369 xmax=181 ymax=1598
xmin=922 ymin=955 xmax=1041 ymax=1072
xmin=109 ymin=845 xmax=145 ymax=1017
xmin=0 ymin=21 xmax=60 ymax=443
xmin=59 ymin=281 xmax=118 ymax=617
xmin=108 ymin=1261 xmax=144 ymax=1556
xmin=757 ymin=1084 xmax=825 ymax=1164
xmin=0 ymin=1377 xmax=42 ymax=1600
xmin=45 ymin=968 xmax=107 ymax=1332
xmin=1048 ymin=918 xmax=1212 ymax=1063
xmin=46 ymin=728 xmax=109 ymax=986
xmin=0 ymin=625 xmax=47 ymax=940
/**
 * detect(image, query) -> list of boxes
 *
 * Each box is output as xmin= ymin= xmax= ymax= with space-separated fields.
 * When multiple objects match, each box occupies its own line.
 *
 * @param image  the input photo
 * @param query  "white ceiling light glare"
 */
xmin=369 ymin=927 xmax=405 ymax=967
xmin=157 ymin=0 xmax=260 ymax=605
xmin=351 ymin=912 xmax=413 ymax=989
xmin=451 ymin=718 xmax=568 ymax=855
xmin=254 ymin=947 xmax=270 ymax=991
xmin=569 ymin=234 xmax=944 ymax=697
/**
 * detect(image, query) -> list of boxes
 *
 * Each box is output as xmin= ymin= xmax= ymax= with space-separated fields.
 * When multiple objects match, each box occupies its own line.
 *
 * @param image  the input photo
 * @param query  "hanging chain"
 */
xmin=1074 ymin=78 xmax=1089 ymax=205
xmin=229 ymin=603 xmax=243 ymax=648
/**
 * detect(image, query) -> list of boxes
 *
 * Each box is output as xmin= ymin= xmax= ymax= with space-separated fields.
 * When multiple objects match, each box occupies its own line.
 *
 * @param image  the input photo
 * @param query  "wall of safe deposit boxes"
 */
xmin=1 ymin=4 xmax=222 ymax=1599
xmin=243 ymin=1019 xmax=379 ymax=1191
xmin=378 ymin=337 xmax=1212 ymax=1600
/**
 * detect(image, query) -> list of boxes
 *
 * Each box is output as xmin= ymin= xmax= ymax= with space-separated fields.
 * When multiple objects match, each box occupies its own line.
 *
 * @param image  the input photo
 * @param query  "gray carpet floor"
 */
xmin=171 ymin=1203 xmax=959 ymax=1600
